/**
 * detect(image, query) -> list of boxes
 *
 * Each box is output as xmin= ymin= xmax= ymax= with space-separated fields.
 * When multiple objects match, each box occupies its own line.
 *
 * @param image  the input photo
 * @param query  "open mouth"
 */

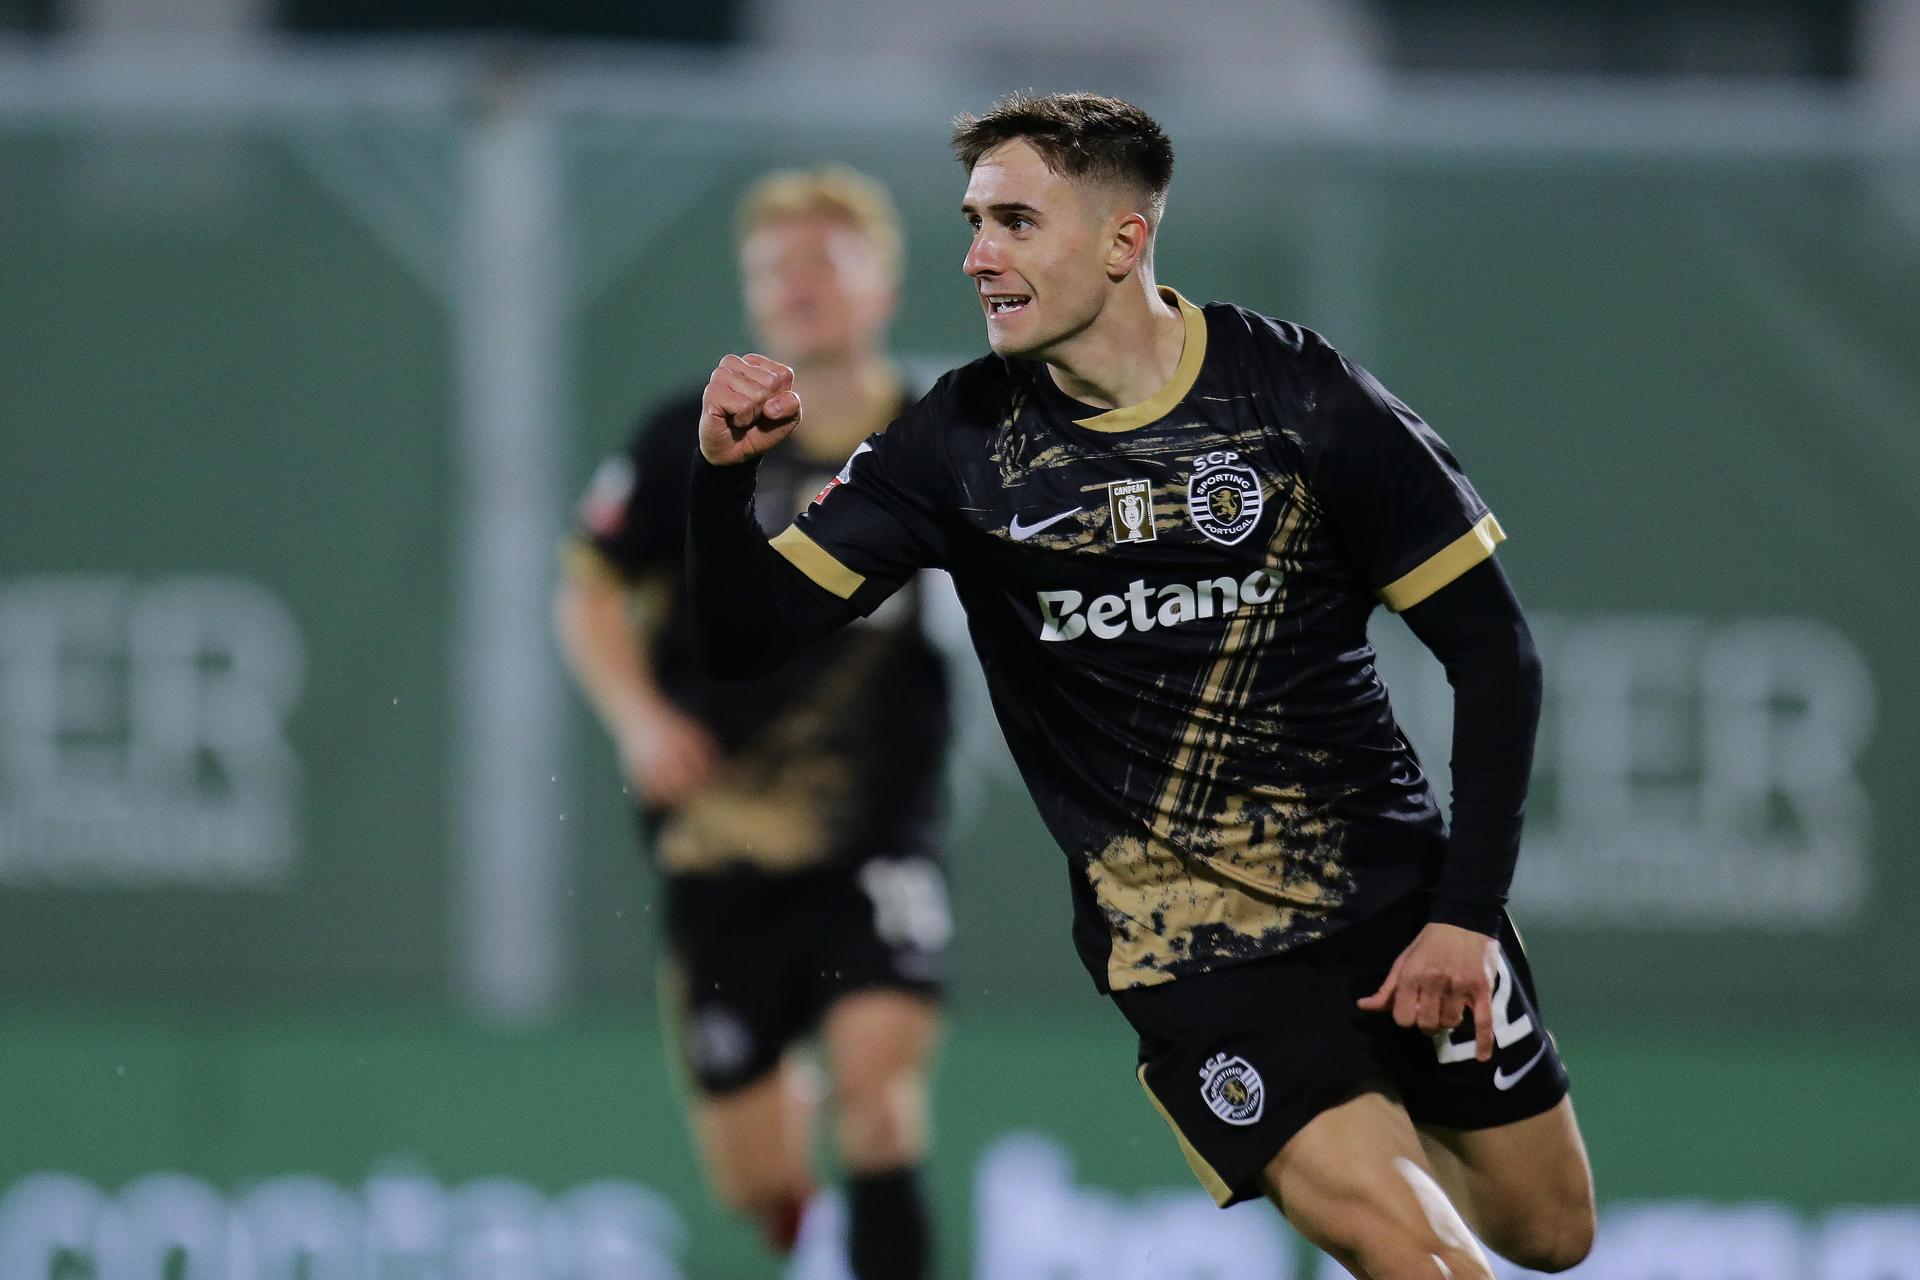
xmin=985 ymin=294 xmax=1031 ymax=317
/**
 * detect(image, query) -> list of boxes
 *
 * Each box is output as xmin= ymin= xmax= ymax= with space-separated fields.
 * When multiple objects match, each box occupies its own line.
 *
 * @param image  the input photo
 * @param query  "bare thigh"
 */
xmin=689 ymin=1055 xmax=819 ymax=1213
xmin=1416 ymin=1096 xmax=1597 ymax=1272
xmin=822 ymin=988 xmax=942 ymax=1173
xmin=1260 ymin=1083 xmax=1494 ymax=1280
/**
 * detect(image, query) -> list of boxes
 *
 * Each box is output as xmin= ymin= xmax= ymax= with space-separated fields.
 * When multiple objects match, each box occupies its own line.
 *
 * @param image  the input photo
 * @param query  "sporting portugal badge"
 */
xmin=1187 ymin=450 xmax=1263 ymax=545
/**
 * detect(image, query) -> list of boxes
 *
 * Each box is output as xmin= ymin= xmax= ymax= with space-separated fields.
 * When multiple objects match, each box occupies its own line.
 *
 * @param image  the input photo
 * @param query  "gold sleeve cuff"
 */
xmin=558 ymin=537 xmax=630 ymax=589
xmin=769 ymin=525 xmax=866 ymax=600
xmin=1378 ymin=512 xmax=1507 ymax=612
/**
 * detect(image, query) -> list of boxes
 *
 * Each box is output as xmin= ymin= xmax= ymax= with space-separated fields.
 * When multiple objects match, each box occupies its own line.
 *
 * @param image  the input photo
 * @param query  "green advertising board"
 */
xmin=0 ymin=120 xmax=460 ymax=1003
xmin=2 ymin=1010 xmax=1917 ymax=1278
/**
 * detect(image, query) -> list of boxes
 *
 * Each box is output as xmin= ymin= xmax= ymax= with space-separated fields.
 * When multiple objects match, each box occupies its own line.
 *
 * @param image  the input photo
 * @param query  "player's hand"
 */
xmin=699 ymin=353 xmax=802 ymax=466
xmin=1356 ymin=922 xmax=1501 ymax=1062
xmin=618 ymin=703 xmax=722 ymax=807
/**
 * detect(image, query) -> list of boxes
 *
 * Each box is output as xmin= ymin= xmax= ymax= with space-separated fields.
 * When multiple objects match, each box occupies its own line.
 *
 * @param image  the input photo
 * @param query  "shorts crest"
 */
xmin=1198 ymin=1051 xmax=1265 ymax=1125
xmin=688 ymin=1005 xmax=754 ymax=1076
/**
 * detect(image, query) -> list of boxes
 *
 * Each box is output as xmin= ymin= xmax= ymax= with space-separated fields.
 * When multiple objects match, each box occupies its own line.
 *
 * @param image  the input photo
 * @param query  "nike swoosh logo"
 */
xmin=1008 ymin=507 xmax=1082 ymax=541
xmin=1492 ymin=1041 xmax=1549 ymax=1091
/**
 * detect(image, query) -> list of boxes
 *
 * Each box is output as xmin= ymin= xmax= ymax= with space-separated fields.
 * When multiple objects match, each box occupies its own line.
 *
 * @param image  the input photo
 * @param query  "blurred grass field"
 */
xmin=4 ymin=1007 xmax=1917 ymax=1276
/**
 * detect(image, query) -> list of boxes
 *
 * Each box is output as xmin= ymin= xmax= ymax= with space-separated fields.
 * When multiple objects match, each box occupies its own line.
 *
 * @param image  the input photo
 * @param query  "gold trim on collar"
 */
xmin=1070 ymin=288 xmax=1207 ymax=433
xmin=1379 ymin=513 xmax=1507 ymax=612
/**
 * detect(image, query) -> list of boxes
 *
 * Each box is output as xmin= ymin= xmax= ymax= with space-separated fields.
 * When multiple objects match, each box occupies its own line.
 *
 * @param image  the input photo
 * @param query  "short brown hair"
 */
xmin=735 ymin=165 xmax=904 ymax=281
xmin=951 ymin=91 xmax=1175 ymax=221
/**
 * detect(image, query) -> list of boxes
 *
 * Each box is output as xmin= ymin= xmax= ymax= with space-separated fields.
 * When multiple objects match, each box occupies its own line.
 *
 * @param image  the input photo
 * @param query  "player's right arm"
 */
xmin=688 ymin=354 xmax=957 ymax=679
xmin=699 ymin=354 xmax=806 ymax=465
xmin=554 ymin=566 xmax=719 ymax=807
xmin=555 ymin=404 xmax=721 ymax=806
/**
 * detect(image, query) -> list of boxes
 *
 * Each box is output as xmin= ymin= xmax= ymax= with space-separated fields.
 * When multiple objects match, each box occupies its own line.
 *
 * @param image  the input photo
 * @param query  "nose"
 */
xmin=964 ymin=230 xmax=999 ymax=280
xmin=770 ymin=265 xmax=821 ymax=302
xmin=776 ymin=279 xmax=817 ymax=310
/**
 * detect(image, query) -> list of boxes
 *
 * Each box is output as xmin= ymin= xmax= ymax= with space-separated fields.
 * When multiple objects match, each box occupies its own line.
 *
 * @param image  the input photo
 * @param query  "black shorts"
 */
xmin=1114 ymin=894 xmax=1570 ymax=1207
xmin=661 ymin=857 xmax=948 ymax=1095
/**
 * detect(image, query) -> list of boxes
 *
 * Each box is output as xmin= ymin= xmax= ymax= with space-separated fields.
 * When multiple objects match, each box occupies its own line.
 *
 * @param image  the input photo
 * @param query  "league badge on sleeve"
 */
xmin=1187 ymin=450 xmax=1263 ymax=545
xmin=579 ymin=455 xmax=635 ymax=537
xmin=1199 ymin=1051 xmax=1266 ymax=1125
xmin=812 ymin=440 xmax=874 ymax=506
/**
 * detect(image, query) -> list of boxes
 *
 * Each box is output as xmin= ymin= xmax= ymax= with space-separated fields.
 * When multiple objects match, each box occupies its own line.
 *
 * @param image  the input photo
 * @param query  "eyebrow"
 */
xmin=961 ymin=200 xmax=1041 ymax=218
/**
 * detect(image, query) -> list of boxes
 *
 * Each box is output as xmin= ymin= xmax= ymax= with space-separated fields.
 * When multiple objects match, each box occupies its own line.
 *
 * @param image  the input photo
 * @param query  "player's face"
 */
xmin=740 ymin=215 xmax=895 ymax=368
xmin=962 ymin=141 xmax=1114 ymax=360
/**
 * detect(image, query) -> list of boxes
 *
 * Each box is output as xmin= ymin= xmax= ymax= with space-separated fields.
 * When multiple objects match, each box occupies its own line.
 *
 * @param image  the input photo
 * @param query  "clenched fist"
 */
xmin=700 ymin=353 xmax=803 ymax=465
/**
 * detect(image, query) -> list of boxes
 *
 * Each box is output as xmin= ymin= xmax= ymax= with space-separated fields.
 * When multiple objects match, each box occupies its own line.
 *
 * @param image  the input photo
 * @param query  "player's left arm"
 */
xmin=1357 ymin=558 xmax=1542 ymax=1059
xmin=1301 ymin=344 xmax=1540 ymax=1060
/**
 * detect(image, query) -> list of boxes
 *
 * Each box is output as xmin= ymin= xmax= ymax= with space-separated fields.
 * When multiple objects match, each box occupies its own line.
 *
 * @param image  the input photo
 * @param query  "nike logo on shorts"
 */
xmin=1492 ymin=1041 xmax=1549 ymax=1091
xmin=1009 ymin=508 xmax=1082 ymax=541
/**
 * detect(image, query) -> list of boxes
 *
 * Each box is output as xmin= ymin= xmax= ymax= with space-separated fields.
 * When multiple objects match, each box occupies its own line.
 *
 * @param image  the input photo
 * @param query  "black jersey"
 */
xmin=773 ymin=292 xmax=1505 ymax=992
xmin=570 ymin=388 xmax=950 ymax=877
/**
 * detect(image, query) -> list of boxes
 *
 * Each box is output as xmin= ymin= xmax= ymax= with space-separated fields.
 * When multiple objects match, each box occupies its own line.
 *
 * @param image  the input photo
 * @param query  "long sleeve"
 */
xmin=1397 ymin=557 xmax=1544 ymax=935
xmin=685 ymin=453 xmax=862 ymax=678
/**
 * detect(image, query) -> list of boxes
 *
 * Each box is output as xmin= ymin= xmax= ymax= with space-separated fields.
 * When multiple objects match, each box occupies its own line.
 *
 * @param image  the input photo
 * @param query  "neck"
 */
xmin=1044 ymin=275 xmax=1184 ymax=411
xmin=789 ymin=349 xmax=899 ymax=459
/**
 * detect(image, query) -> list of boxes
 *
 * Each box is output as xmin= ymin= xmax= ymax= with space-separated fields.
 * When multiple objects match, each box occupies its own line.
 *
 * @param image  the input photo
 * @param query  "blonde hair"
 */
xmin=736 ymin=165 xmax=904 ymax=282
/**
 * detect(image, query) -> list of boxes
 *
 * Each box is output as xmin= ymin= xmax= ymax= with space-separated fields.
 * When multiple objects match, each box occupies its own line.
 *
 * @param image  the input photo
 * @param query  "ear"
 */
xmin=874 ymin=277 xmax=901 ymax=324
xmin=1105 ymin=211 xmax=1152 ymax=281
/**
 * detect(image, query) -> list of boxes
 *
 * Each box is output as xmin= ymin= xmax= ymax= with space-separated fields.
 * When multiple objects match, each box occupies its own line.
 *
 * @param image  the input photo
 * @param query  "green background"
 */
xmin=2 ymin=102 xmax=1917 ymax=1275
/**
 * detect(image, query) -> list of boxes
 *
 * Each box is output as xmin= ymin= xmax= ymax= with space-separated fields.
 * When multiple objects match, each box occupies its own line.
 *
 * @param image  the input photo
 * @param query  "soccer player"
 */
xmin=684 ymin=95 xmax=1601 ymax=1279
xmin=556 ymin=167 xmax=951 ymax=1280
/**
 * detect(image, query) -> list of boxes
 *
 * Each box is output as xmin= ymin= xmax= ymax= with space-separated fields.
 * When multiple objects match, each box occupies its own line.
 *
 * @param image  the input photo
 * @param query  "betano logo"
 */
xmin=1036 ymin=568 xmax=1283 ymax=642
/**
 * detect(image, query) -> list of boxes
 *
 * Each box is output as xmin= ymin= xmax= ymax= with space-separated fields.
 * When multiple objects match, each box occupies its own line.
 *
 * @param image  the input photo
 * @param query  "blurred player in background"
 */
xmin=556 ymin=167 xmax=951 ymax=1280
xmin=685 ymin=95 xmax=1596 ymax=1279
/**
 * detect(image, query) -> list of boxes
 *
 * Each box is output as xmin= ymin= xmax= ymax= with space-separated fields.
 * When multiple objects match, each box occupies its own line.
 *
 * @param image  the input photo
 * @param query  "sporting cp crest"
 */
xmin=1198 ymin=1051 xmax=1265 ymax=1126
xmin=1187 ymin=450 xmax=1263 ymax=545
